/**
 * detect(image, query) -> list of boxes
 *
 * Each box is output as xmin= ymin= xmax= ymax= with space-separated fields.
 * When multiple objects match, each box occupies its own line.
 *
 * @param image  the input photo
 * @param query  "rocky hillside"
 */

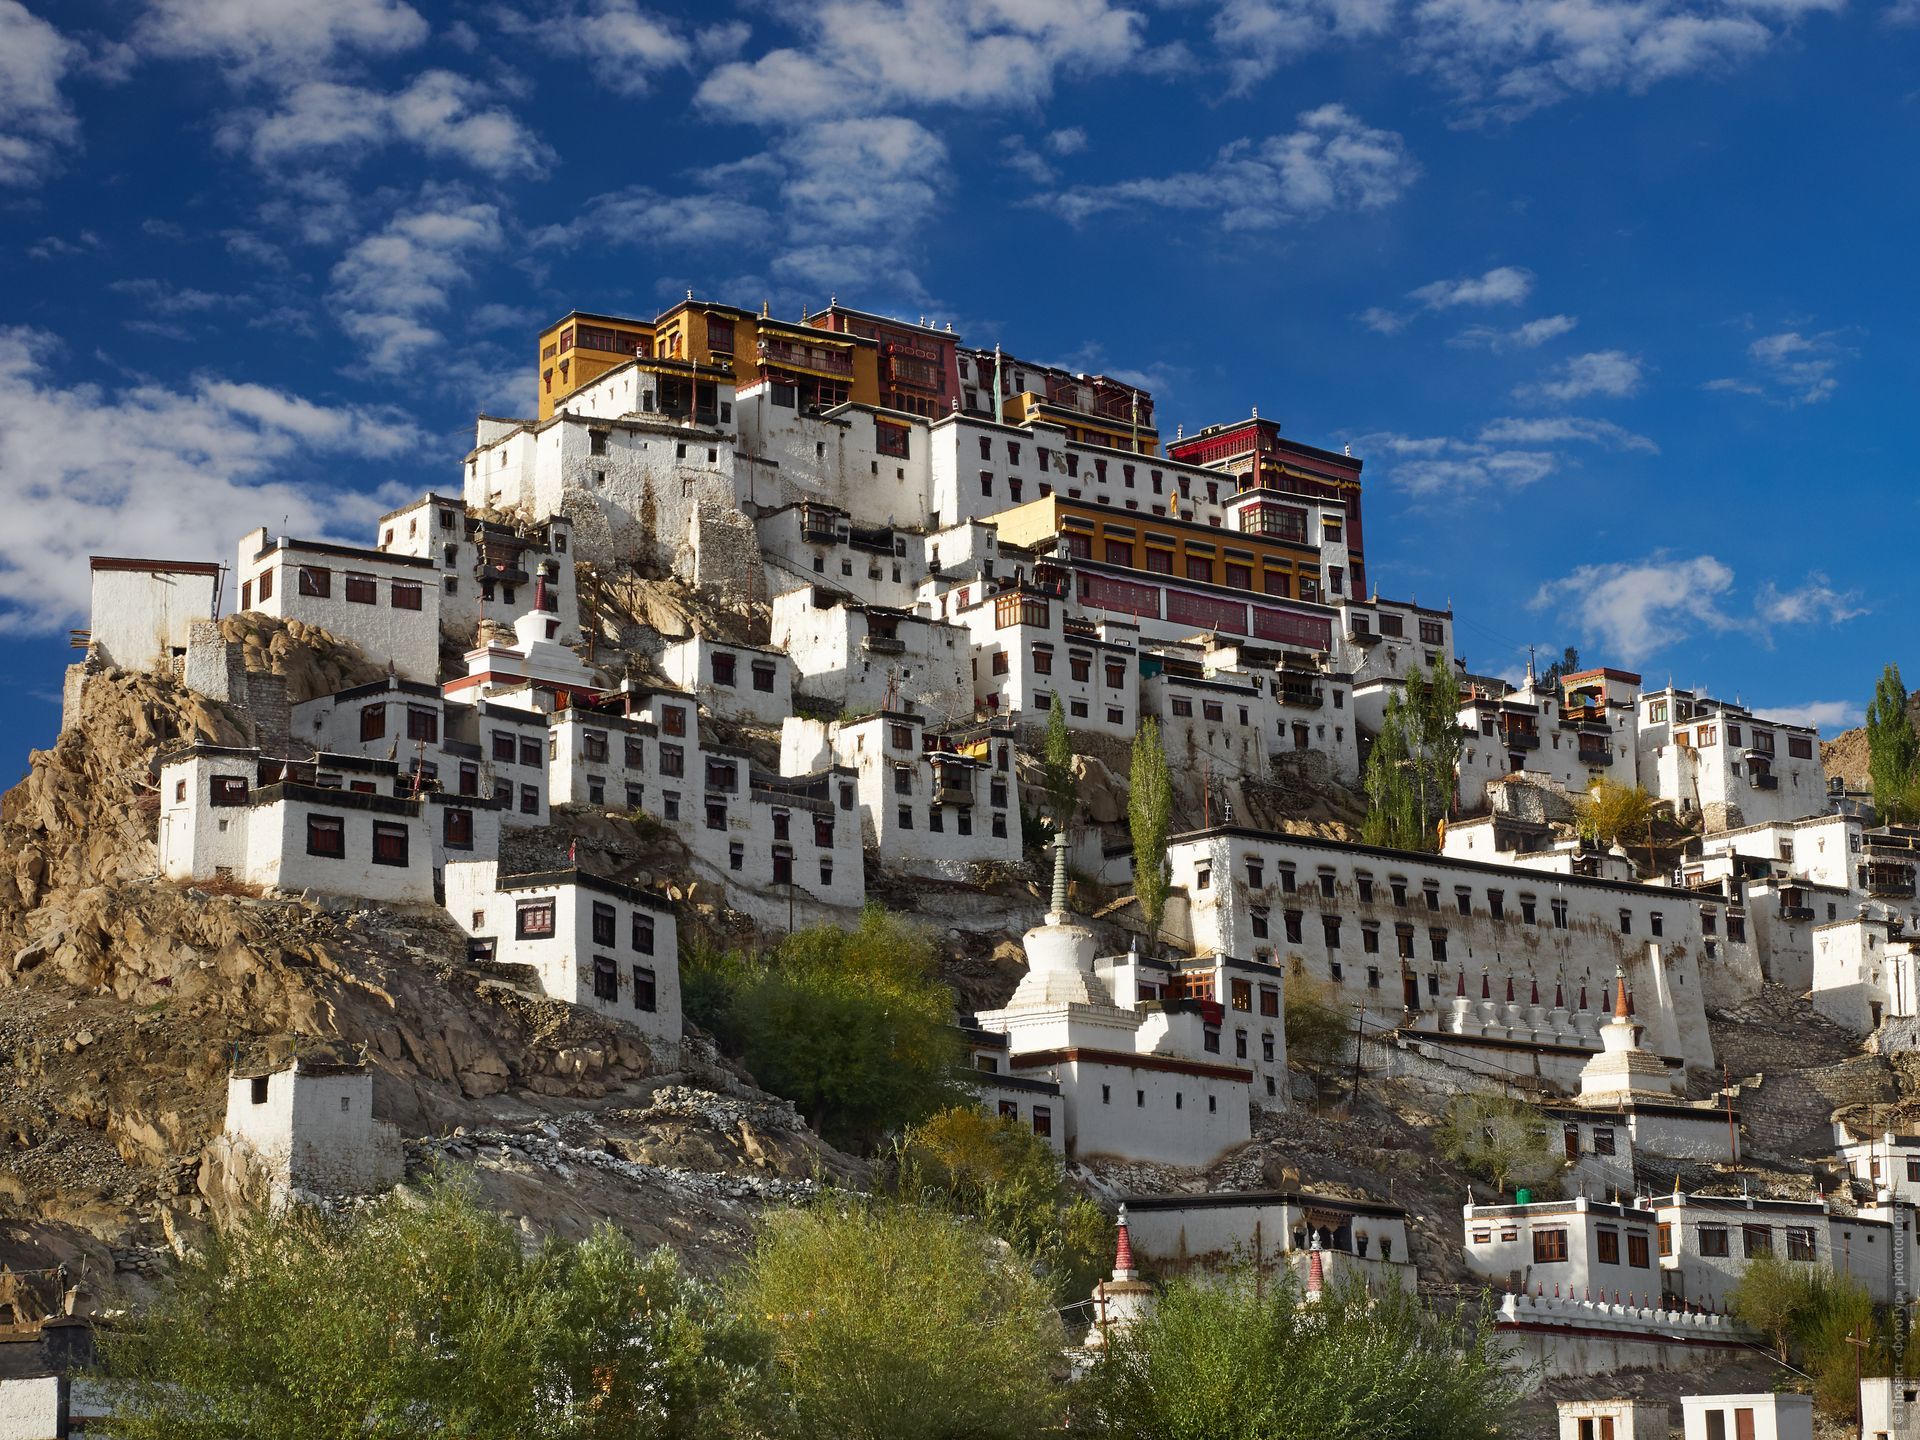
xmin=0 ymin=654 xmax=862 ymax=1308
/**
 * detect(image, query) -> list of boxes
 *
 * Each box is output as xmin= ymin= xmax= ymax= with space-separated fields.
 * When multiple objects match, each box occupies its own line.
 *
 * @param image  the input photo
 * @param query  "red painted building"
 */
xmin=1168 ymin=417 xmax=1366 ymax=597
xmin=809 ymin=303 xmax=961 ymax=419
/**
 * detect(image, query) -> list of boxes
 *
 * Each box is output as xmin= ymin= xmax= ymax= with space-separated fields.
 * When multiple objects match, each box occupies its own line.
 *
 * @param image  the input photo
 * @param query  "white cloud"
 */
xmin=492 ymin=1 xmax=738 ymax=95
xmin=1530 ymin=554 xmax=1739 ymax=661
xmin=1047 ymin=126 xmax=1089 ymax=155
xmin=1359 ymin=306 xmax=1409 ymax=334
xmin=1044 ymin=104 xmax=1417 ymax=231
xmin=1751 ymin=700 xmax=1861 ymax=735
xmin=1409 ymin=0 xmax=1778 ymax=120
xmin=1521 ymin=348 xmax=1643 ymax=402
xmin=533 ymin=187 xmax=773 ymax=252
xmin=1477 ymin=415 xmax=1657 ymax=452
xmin=0 ymin=1 xmax=85 ymax=186
xmin=1410 ymin=264 xmax=1533 ymax=309
xmin=1530 ymin=553 xmax=1866 ymax=663
xmin=224 ymin=70 xmax=550 ymax=176
xmin=696 ymin=0 xmax=1145 ymax=124
xmin=1452 ymin=313 xmax=1578 ymax=349
xmin=1389 ymin=448 xmax=1558 ymax=496
xmin=1756 ymin=573 xmax=1866 ymax=626
xmin=136 ymin=0 xmax=428 ymax=81
xmin=0 ymin=326 xmax=418 ymax=635
xmin=1212 ymin=0 xmax=1395 ymax=92
xmin=1711 ymin=328 xmax=1853 ymax=405
xmin=329 ymin=195 xmax=505 ymax=372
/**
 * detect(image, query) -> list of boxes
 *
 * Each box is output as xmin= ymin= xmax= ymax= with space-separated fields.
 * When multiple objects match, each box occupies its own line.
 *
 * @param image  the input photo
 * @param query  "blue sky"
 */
xmin=2 ymin=0 xmax=1916 ymax=778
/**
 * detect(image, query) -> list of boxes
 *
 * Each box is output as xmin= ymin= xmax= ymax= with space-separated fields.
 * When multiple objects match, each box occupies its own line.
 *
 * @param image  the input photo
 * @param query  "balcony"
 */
xmin=1749 ymin=772 xmax=1779 ymax=791
xmin=862 ymin=634 xmax=907 ymax=656
xmin=1345 ymin=627 xmax=1382 ymax=647
xmin=1578 ymin=747 xmax=1612 ymax=767
xmin=758 ymin=339 xmax=853 ymax=376
xmin=1278 ymin=683 xmax=1324 ymax=709
xmin=1779 ymin=905 xmax=1816 ymax=922
xmin=1867 ymin=868 xmax=1916 ymax=899
xmin=1503 ymin=732 xmax=1541 ymax=751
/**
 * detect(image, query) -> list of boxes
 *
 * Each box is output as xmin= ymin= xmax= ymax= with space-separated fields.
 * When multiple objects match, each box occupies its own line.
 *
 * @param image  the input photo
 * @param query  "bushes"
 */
xmin=891 ymin=1105 xmax=1112 ymax=1301
xmin=1283 ymin=978 xmax=1350 ymax=1068
xmin=93 ymin=1174 xmax=771 ymax=1440
xmin=683 ymin=906 xmax=963 ymax=1152
xmin=1075 ymin=1268 xmax=1522 ymax=1440
xmin=733 ymin=1201 xmax=1064 ymax=1440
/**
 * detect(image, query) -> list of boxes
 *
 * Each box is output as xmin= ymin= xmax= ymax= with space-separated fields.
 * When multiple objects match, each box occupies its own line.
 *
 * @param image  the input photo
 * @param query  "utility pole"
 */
xmin=1350 ymin=1004 xmax=1365 ymax=1106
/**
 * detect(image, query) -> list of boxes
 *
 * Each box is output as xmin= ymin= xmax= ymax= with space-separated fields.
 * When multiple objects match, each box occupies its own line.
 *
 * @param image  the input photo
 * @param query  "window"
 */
xmin=520 ymin=785 xmax=539 ymax=815
xmin=1247 ymin=859 xmax=1265 ymax=889
xmin=345 ymin=572 xmax=377 ymax=604
xmin=1361 ymin=923 xmax=1380 ymax=954
xmin=707 ymin=801 xmax=728 ymax=831
xmin=623 ymin=736 xmax=645 ymax=769
xmin=1596 ymin=1227 xmax=1620 ymax=1265
xmin=1259 ymin=986 xmax=1279 ymax=1017
xmin=407 ymin=707 xmax=438 ymax=743
xmin=371 ymin=822 xmax=409 ymax=867
xmin=1284 ymin=910 xmax=1303 ymax=943
xmin=257 ymin=568 xmax=274 ymax=602
xmin=211 ymin=775 xmax=248 ymax=806
xmin=1741 ymin=1224 xmax=1772 ymax=1258
xmin=1785 ymin=1227 xmax=1816 ymax=1261
xmin=391 ymin=581 xmax=423 ymax=610
xmin=492 ymin=731 xmax=515 ymax=763
xmin=1699 ymin=1225 xmax=1730 ymax=1257
xmin=1251 ymin=907 xmax=1269 ymax=939
xmin=590 ymin=902 xmax=616 ymax=946
xmin=1627 ymin=1232 xmax=1650 ymax=1268
xmin=1593 ymin=1127 xmax=1616 ymax=1155
xmin=1323 ymin=915 xmax=1341 ymax=946
xmin=661 ymin=705 xmax=687 ymax=737
xmin=444 ymin=808 xmax=474 ymax=850
xmin=711 ymin=652 xmax=737 ymax=687
xmin=1551 ymin=898 xmax=1569 ymax=929
xmin=1651 ymin=911 xmax=1664 ymax=937
xmin=1659 ymin=1223 xmax=1674 ymax=1257
xmin=360 ymin=704 xmax=387 ymax=742
xmin=1488 ymin=889 xmax=1504 ymax=920
xmin=297 ymin=565 xmax=331 ymax=598
xmin=752 ymin=660 xmax=776 ymax=693
xmin=305 ymin=814 xmax=345 ymax=858
xmin=659 ymin=744 xmax=684 ymax=778
xmin=1532 ymin=1228 xmax=1568 ymax=1263
xmin=1619 ymin=910 xmax=1633 ymax=935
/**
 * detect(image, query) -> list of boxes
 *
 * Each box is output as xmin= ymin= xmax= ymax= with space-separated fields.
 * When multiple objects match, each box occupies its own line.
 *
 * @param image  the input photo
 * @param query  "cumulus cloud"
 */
xmin=0 ymin=326 xmax=418 ymax=634
xmin=1452 ymin=313 xmax=1579 ymax=350
xmin=0 ymin=1 xmax=86 ymax=186
xmin=1048 ymin=126 xmax=1089 ymax=155
xmin=136 ymin=0 xmax=429 ymax=81
xmin=1358 ymin=306 xmax=1410 ymax=334
xmin=1708 ymin=328 xmax=1853 ymax=405
xmin=1520 ymin=349 xmax=1643 ymax=402
xmin=1043 ymin=104 xmax=1417 ymax=232
xmin=220 ymin=70 xmax=550 ymax=176
xmin=1530 ymin=553 xmax=1866 ymax=663
xmin=329 ymin=194 xmax=505 ymax=372
xmin=493 ymin=1 xmax=744 ymax=95
xmin=696 ymin=0 xmax=1145 ymax=124
xmin=1410 ymin=264 xmax=1534 ymax=309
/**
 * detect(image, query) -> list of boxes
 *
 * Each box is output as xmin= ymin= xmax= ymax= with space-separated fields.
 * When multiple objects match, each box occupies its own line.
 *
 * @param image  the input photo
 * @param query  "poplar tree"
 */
xmin=1130 ymin=716 xmax=1174 ymax=940
xmin=1361 ymin=656 xmax=1463 ymax=852
xmin=1042 ymin=696 xmax=1078 ymax=832
xmin=1867 ymin=664 xmax=1918 ymax=822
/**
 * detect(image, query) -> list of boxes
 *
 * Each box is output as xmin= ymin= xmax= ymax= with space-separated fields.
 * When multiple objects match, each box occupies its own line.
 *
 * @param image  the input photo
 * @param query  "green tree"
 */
xmin=1434 ymin=1094 xmax=1566 ymax=1197
xmin=735 ymin=1202 xmax=1064 ymax=1440
xmin=1043 ymin=697 xmax=1079 ymax=831
xmin=891 ymin=1105 xmax=1111 ymax=1301
xmin=1282 ymin=977 xmax=1350 ymax=1069
xmin=1361 ymin=698 xmax=1421 ymax=851
xmin=1130 ymin=716 xmax=1174 ymax=940
xmin=684 ymin=906 xmax=963 ymax=1151
xmin=1076 ymin=1268 xmax=1522 ymax=1440
xmin=1538 ymin=646 xmax=1581 ymax=690
xmin=1731 ymin=1253 xmax=1883 ymax=1417
xmin=1361 ymin=656 xmax=1463 ymax=852
xmin=1868 ymin=664 xmax=1919 ymax=823
xmin=1574 ymin=778 xmax=1666 ymax=873
xmin=93 ymin=1174 xmax=769 ymax=1440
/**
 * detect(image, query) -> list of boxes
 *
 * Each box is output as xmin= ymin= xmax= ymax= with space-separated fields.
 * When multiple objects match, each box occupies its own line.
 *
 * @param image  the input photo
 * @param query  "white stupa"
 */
xmin=1575 ymin=966 xmax=1679 ymax=1107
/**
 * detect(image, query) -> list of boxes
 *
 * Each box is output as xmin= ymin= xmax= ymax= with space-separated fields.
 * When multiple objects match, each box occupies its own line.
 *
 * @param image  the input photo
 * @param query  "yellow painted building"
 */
xmin=539 ymin=299 xmax=883 ymax=419
xmin=990 ymin=495 xmax=1325 ymax=602
xmin=1000 ymin=391 xmax=1159 ymax=455
xmin=537 ymin=311 xmax=655 ymax=421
